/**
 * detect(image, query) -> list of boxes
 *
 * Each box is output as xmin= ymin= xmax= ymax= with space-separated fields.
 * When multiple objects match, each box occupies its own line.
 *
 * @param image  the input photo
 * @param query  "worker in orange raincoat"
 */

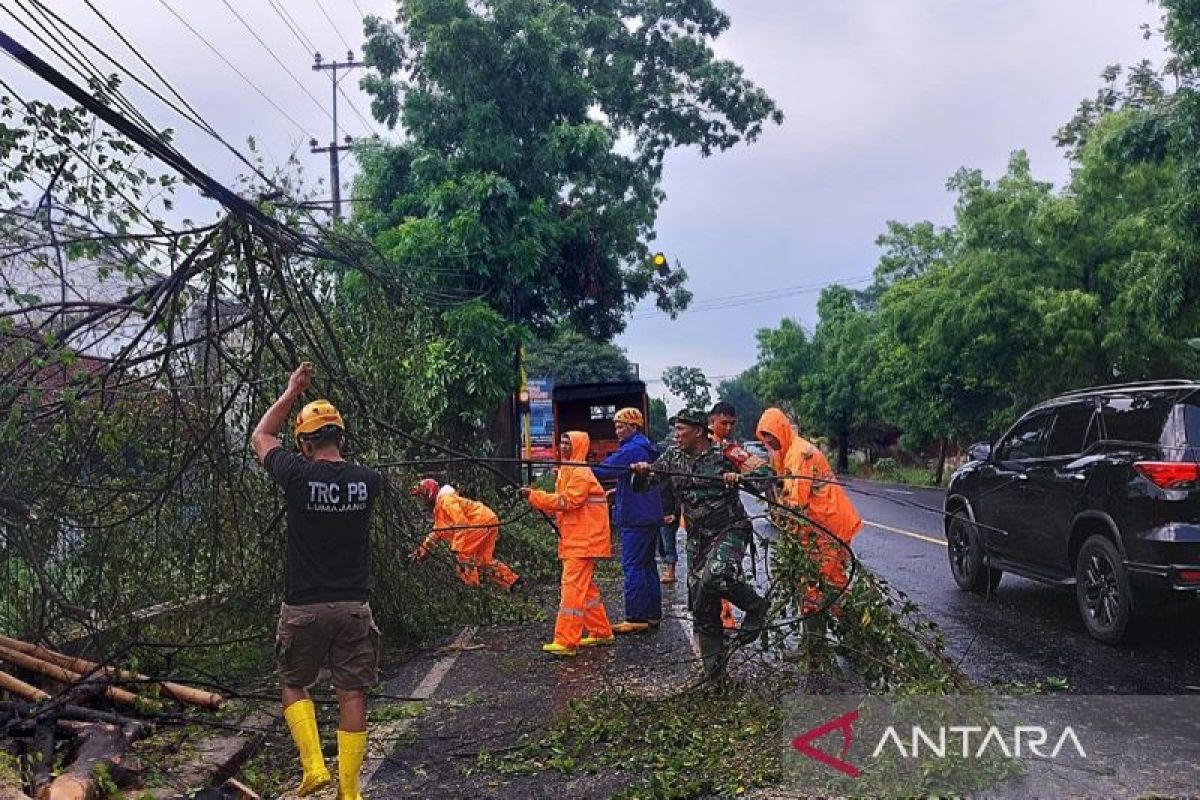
xmin=756 ymin=408 xmax=862 ymax=612
xmin=520 ymin=431 xmax=614 ymax=657
xmin=410 ymin=479 xmax=522 ymax=592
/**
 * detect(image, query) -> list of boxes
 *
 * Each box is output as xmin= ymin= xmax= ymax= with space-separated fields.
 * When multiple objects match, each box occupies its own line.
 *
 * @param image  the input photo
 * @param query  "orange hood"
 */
xmin=756 ymin=408 xmax=796 ymax=455
xmin=565 ymin=430 xmax=590 ymax=463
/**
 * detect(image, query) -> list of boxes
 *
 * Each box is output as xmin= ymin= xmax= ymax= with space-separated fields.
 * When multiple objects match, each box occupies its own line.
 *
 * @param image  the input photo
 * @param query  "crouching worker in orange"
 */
xmin=756 ymin=408 xmax=862 ymax=615
xmin=520 ymin=431 xmax=614 ymax=656
xmin=409 ymin=479 xmax=523 ymax=592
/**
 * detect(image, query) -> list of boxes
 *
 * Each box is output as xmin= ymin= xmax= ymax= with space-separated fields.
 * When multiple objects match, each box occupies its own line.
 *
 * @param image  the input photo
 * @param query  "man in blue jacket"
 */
xmin=591 ymin=407 xmax=663 ymax=634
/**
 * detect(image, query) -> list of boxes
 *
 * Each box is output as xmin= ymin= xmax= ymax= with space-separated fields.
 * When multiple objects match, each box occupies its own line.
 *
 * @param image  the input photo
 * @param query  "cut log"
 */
xmin=0 ymin=646 xmax=152 ymax=710
xmin=0 ymin=701 xmax=151 ymax=739
xmin=42 ymin=722 xmax=134 ymax=800
xmin=0 ymin=669 xmax=49 ymax=702
xmin=0 ymin=636 xmax=222 ymax=710
xmin=28 ymin=714 xmax=55 ymax=797
xmin=222 ymin=778 xmax=260 ymax=799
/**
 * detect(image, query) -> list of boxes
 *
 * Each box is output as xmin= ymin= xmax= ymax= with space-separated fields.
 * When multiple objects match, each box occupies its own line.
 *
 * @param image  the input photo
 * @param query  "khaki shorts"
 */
xmin=275 ymin=601 xmax=381 ymax=691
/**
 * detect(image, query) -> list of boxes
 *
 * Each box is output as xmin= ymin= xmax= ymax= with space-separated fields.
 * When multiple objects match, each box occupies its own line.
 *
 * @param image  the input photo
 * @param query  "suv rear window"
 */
xmin=1045 ymin=404 xmax=1097 ymax=457
xmin=1099 ymin=397 xmax=1173 ymax=446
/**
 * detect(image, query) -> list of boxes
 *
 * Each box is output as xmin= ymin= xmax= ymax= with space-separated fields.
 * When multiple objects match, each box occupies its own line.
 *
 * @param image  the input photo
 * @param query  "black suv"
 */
xmin=944 ymin=380 xmax=1200 ymax=643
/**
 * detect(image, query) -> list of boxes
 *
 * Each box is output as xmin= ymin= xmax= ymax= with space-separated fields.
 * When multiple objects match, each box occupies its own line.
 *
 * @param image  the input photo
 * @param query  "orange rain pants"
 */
xmin=553 ymin=558 xmax=613 ymax=648
xmin=425 ymin=491 xmax=520 ymax=590
xmin=452 ymin=529 xmax=520 ymax=590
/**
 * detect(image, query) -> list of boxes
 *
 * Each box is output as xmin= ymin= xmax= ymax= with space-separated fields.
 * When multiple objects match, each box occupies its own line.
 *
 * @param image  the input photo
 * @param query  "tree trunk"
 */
xmin=0 ymin=636 xmax=222 ymax=710
xmin=836 ymin=431 xmax=850 ymax=474
xmin=43 ymin=722 xmax=137 ymax=800
xmin=934 ymin=437 xmax=948 ymax=485
xmin=0 ymin=669 xmax=49 ymax=702
xmin=0 ymin=646 xmax=149 ymax=709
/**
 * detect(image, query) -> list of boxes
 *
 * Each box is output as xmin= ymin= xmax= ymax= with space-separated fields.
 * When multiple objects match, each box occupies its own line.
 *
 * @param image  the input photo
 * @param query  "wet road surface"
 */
xmin=785 ymin=479 xmax=1200 ymax=694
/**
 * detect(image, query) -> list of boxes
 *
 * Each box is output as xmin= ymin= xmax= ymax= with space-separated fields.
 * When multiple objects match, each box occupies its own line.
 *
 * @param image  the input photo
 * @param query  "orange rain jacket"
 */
xmin=423 ymin=488 xmax=502 ymax=555
xmin=756 ymin=408 xmax=862 ymax=543
xmin=528 ymin=431 xmax=613 ymax=560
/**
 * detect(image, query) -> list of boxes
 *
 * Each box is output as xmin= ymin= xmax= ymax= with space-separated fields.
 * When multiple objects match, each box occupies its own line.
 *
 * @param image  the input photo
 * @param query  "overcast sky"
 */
xmin=2 ymin=1 xmax=1169 ymax=404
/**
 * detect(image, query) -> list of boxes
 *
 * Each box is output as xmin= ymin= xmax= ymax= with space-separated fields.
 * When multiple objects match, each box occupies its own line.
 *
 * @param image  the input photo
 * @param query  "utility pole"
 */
xmin=310 ymin=50 xmax=363 ymax=219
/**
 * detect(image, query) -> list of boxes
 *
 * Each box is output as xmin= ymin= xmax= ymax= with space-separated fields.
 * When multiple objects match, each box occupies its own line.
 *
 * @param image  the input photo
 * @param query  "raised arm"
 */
xmin=252 ymin=363 xmax=312 ymax=463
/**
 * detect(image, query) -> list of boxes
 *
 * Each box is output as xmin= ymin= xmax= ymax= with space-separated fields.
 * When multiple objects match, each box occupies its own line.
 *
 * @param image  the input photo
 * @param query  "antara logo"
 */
xmin=792 ymin=709 xmax=1088 ymax=777
xmin=792 ymin=709 xmax=861 ymax=778
xmin=871 ymin=725 xmax=1087 ymax=760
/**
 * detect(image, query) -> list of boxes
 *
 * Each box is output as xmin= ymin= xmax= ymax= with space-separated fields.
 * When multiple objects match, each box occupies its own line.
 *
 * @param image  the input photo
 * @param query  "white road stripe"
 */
xmin=863 ymin=520 xmax=946 ymax=547
xmin=360 ymin=625 xmax=477 ymax=789
xmin=671 ymin=601 xmax=700 ymax=658
xmin=884 ymin=488 xmax=915 ymax=496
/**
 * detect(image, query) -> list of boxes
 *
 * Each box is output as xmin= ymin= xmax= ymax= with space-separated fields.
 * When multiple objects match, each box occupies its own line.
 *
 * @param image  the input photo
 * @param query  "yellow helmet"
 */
xmin=294 ymin=399 xmax=345 ymax=443
xmin=614 ymin=407 xmax=644 ymax=428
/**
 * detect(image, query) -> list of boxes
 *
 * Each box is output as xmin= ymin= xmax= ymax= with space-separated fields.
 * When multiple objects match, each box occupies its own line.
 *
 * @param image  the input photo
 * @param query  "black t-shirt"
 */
xmin=264 ymin=448 xmax=383 ymax=605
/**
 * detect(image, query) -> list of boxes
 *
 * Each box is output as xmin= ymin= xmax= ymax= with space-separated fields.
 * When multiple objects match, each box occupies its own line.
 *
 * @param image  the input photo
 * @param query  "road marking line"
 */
xmin=863 ymin=520 xmax=946 ymax=547
xmin=671 ymin=602 xmax=700 ymax=658
xmin=884 ymin=488 xmax=915 ymax=495
xmin=360 ymin=625 xmax=477 ymax=790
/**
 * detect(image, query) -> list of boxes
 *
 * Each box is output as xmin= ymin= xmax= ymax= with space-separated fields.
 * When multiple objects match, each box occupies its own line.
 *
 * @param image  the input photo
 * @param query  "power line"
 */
xmin=20 ymin=0 xmax=329 ymax=225
xmin=261 ymin=0 xmax=377 ymax=137
xmin=264 ymin=0 xmax=316 ymax=56
xmin=217 ymin=0 xmax=335 ymax=125
xmin=312 ymin=0 xmax=353 ymax=52
xmin=77 ymin=0 xmax=214 ymax=137
xmin=0 ymin=29 xmax=478 ymax=311
xmin=152 ymin=0 xmax=315 ymax=140
xmin=630 ymin=276 xmax=874 ymax=319
xmin=19 ymin=0 xmax=212 ymax=140
xmin=3 ymin=0 xmax=159 ymax=138
xmin=351 ymin=0 xmax=367 ymax=18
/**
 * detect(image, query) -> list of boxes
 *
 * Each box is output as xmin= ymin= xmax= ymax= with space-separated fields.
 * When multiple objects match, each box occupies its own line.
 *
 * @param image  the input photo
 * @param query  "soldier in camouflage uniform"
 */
xmin=631 ymin=409 xmax=771 ymax=680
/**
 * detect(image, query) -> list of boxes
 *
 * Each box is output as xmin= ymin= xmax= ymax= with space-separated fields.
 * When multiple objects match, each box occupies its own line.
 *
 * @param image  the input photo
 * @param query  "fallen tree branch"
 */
xmin=0 ymin=646 xmax=155 ymax=711
xmin=0 ymin=669 xmax=49 ymax=702
xmin=0 ymin=636 xmax=222 ymax=710
xmin=0 ymin=701 xmax=151 ymax=738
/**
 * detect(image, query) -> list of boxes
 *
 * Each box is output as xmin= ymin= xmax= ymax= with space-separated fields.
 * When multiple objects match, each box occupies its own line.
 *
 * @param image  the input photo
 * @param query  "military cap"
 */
xmin=668 ymin=409 xmax=712 ymax=432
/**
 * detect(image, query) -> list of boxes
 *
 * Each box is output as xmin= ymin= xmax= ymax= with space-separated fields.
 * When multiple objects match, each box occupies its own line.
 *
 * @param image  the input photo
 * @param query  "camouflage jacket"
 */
xmin=633 ymin=443 xmax=772 ymax=542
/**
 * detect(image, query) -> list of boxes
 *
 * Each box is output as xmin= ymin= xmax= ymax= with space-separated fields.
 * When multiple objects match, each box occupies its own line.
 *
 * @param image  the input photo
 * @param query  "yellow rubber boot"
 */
xmin=337 ymin=729 xmax=368 ymax=800
xmin=283 ymin=699 xmax=331 ymax=796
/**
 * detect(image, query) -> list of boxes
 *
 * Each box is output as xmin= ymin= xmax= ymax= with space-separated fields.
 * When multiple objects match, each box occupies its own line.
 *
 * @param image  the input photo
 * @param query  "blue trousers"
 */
xmin=658 ymin=524 xmax=678 ymax=566
xmin=620 ymin=526 xmax=662 ymax=622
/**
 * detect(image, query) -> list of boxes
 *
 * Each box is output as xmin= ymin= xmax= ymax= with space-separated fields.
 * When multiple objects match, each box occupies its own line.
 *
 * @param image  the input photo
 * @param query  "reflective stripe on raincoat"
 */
xmin=528 ymin=431 xmax=613 ymax=559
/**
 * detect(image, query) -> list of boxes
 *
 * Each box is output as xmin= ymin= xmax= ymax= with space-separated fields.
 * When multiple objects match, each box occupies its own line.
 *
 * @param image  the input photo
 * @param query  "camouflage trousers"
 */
xmin=686 ymin=525 xmax=767 ymax=637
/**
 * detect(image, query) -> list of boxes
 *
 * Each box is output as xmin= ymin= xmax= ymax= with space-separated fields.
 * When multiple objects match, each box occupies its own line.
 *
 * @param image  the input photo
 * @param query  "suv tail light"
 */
xmin=1133 ymin=461 xmax=1200 ymax=490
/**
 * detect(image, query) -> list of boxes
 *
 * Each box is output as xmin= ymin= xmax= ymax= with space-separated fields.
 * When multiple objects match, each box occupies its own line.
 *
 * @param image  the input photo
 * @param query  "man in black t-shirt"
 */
xmin=252 ymin=363 xmax=382 ymax=800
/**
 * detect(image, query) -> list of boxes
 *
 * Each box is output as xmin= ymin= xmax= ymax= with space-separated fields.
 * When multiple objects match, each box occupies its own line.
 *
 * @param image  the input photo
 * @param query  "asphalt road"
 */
xmin=749 ymin=479 xmax=1200 ymax=694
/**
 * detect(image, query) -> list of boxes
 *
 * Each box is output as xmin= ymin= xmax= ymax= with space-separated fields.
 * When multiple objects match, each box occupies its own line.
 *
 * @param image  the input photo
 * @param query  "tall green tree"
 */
xmin=647 ymin=397 xmax=669 ymax=441
xmin=750 ymin=318 xmax=813 ymax=411
xmin=525 ymin=329 xmax=635 ymax=384
xmin=358 ymin=0 xmax=782 ymax=339
xmin=662 ymin=365 xmax=712 ymax=410
xmin=799 ymin=286 xmax=879 ymax=472
xmin=715 ymin=370 xmax=764 ymax=441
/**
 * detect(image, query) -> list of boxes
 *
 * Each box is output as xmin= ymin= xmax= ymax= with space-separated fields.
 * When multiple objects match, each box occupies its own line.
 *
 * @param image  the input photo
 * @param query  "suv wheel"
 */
xmin=947 ymin=511 xmax=1002 ymax=595
xmin=1075 ymin=535 xmax=1132 ymax=644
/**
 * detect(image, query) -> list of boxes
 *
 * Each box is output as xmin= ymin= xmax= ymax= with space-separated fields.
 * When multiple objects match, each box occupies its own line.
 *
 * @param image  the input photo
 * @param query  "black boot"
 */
xmin=727 ymin=583 xmax=768 ymax=645
xmin=697 ymin=632 xmax=727 ymax=682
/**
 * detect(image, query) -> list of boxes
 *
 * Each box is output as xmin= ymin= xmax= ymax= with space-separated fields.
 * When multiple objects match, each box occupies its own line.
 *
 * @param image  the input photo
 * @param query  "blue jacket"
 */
xmin=591 ymin=431 xmax=662 ymax=528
